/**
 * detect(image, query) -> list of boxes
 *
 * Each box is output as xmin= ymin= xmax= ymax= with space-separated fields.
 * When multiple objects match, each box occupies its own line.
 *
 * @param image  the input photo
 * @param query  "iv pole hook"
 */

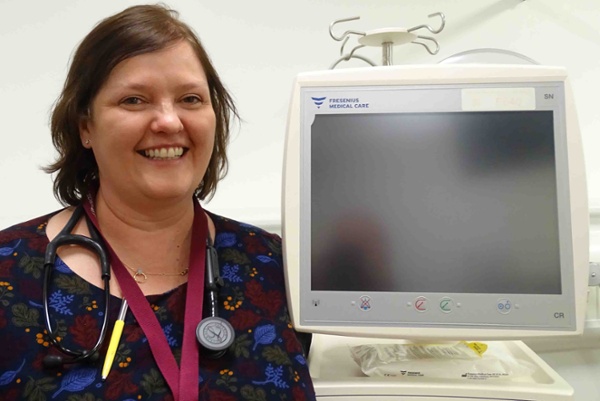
xmin=329 ymin=16 xmax=365 ymax=42
xmin=412 ymin=36 xmax=441 ymax=55
xmin=408 ymin=12 xmax=446 ymax=35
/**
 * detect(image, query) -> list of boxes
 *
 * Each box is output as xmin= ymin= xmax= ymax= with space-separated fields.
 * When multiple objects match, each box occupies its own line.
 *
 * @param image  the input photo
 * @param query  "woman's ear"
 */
xmin=79 ymin=115 xmax=92 ymax=148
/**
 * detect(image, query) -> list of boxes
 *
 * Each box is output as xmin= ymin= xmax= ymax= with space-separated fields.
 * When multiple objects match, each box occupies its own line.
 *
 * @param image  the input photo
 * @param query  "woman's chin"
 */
xmin=99 ymin=175 xmax=199 ymax=205
xmin=137 ymin=183 xmax=197 ymax=203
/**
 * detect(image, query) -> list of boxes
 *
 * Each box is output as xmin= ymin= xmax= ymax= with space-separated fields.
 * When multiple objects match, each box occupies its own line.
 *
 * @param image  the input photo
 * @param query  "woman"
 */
xmin=0 ymin=4 xmax=316 ymax=401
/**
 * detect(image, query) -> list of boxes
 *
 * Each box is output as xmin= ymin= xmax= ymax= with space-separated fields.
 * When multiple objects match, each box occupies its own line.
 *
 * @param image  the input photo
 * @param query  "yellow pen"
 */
xmin=101 ymin=299 xmax=128 ymax=381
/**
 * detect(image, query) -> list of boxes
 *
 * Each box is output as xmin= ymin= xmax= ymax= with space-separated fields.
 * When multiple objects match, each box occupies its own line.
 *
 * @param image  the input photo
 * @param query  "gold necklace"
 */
xmin=122 ymin=263 xmax=189 ymax=284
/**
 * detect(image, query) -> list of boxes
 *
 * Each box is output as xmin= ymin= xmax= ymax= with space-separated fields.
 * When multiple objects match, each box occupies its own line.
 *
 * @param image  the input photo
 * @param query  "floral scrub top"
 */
xmin=0 ymin=211 xmax=316 ymax=401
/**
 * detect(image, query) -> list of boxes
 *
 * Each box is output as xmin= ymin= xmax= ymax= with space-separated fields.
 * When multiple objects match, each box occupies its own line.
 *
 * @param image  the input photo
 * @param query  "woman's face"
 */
xmin=79 ymin=40 xmax=216 ymax=204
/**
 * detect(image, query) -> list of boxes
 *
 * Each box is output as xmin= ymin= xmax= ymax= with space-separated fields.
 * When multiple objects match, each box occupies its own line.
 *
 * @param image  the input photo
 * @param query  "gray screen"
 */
xmin=310 ymin=111 xmax=561 ymax=295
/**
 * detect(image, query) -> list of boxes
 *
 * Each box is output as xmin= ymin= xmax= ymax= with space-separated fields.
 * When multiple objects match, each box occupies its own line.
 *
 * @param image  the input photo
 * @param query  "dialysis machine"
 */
xmin=282 ymin=15 xmax=589 ymax=401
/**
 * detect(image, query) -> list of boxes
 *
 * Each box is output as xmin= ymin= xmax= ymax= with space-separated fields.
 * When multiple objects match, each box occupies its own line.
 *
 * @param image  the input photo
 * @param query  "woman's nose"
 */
xmin=151 ymin=103 xmax=183 ymax=134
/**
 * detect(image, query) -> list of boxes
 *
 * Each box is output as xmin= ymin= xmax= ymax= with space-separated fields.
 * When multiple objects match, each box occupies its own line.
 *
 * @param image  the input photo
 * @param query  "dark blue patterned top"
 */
xmin=0 ymin=211 xmax=316 ymax=401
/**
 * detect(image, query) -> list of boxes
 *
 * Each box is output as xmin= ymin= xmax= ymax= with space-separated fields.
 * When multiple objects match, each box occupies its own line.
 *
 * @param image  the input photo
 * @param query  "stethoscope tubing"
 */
xmin=43 ymin=205 xmax=112 ymax=365
xmin=42 ymin=203 xmax=231 ymax=367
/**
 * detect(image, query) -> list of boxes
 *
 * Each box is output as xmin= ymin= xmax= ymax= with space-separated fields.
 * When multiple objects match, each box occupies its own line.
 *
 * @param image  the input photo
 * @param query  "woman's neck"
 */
xmin=96 ymin=186 xmax=195 ymax=231
xmin=94 ymin=187 xmax=196 ymax=290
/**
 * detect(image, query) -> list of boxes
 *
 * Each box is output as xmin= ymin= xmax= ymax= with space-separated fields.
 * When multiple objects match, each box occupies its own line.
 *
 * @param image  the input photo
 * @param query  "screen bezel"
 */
xmin=282 ymin=65 xmax=589 ymax=339
xmin=297 ymin=81 xmax=576 ymax=333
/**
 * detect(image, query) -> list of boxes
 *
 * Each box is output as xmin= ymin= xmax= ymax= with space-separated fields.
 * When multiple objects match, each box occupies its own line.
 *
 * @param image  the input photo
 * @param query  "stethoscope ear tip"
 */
xmin=43 ymin=350 xmax=100 ymax=369
xmin=42 ymin=355 xmax=65 ymax=369
xmin=89 ymin=351 xmax=100 ymax=363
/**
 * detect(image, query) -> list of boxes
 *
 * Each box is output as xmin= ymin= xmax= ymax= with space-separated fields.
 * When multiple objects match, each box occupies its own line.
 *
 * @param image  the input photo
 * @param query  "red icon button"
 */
xmin=414 ymin=296 xmax=428 ymax=312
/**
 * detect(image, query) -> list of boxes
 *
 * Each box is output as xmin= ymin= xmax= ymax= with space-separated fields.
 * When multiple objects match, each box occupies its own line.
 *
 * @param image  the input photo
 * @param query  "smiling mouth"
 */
xmin=140 ymin=147 xmax=186 ymax=160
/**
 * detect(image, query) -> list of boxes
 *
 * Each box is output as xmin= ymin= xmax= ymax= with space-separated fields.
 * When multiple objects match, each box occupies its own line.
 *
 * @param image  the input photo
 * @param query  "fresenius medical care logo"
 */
xmin=311 ymin=96 xmax=326 ymax=108
xmin=311 ymin=96 xmax=370 ymax=109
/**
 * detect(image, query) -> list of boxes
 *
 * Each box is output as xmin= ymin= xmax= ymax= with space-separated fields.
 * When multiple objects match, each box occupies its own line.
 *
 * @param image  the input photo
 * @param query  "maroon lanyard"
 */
xmin=83 ymin=193 xmax=205 ymax=401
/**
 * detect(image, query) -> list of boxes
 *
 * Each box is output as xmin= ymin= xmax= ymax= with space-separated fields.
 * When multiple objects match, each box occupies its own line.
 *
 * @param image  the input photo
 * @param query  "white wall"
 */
xmin=1 ymin=0 xmax=599 ymax=231
xmin=2 ymin=1 xmax=600 ymax=398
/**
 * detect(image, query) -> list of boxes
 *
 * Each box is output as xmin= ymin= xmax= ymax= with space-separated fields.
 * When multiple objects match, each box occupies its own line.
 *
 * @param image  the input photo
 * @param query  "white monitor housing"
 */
xmin=282 ymin=64 xmax=589 ymax=340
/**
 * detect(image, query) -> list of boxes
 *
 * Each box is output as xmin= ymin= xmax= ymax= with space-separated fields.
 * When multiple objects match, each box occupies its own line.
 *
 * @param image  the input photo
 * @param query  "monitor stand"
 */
xmin=308 ymin=334 xmax=573 ymax=401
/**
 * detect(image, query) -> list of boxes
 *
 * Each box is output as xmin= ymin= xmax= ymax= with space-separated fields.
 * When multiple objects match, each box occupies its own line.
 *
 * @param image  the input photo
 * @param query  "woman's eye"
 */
xmin=121 ymin=97 xmax=143 ymax=105
xmin=182 ymin=95 xmax=202 ymax=104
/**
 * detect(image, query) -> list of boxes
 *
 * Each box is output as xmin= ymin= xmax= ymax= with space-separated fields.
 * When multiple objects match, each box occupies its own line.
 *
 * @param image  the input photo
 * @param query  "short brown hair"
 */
xmin=45 ymin=4 xmax=237 ymax=205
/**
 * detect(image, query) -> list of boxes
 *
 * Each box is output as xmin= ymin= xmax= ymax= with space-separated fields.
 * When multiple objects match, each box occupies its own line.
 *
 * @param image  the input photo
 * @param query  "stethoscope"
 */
xmin=42 ymin=204 xmax=235 ymax=368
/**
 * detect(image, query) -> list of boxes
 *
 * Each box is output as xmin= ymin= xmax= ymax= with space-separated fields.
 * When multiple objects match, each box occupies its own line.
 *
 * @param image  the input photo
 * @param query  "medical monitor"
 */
xmin=282 ymin=64 xmax=589 ymax=340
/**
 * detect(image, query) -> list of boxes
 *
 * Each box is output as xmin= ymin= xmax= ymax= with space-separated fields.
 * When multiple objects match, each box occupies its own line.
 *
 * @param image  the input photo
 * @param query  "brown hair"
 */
xmin=45 ymin=4 xmax=237 ymax=205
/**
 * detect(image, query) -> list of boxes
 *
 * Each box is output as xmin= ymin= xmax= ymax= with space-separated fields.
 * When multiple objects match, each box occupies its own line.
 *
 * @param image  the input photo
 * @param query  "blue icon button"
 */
xmin=497 ymin=299 xmax=512 ymax=314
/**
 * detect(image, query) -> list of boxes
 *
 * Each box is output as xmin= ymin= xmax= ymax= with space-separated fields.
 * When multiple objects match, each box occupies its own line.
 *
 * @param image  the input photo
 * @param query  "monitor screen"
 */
xmin=282 ymin=65 xmax=588 ymax=340
xmin=311 ymin=110 xmax=560 ymax=295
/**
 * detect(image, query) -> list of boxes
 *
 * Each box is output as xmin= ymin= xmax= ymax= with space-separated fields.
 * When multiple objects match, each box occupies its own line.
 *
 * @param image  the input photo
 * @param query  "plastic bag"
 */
xmin=350 ymin=341 xmax=536 ymax=380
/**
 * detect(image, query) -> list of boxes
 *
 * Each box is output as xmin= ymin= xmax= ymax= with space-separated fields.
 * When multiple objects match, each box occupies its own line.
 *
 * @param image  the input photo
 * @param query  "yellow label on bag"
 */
xmin=463 ymin=341 xmax=488 ymax=357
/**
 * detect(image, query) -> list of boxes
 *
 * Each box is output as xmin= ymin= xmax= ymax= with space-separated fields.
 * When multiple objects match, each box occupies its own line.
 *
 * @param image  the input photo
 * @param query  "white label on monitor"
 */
xmin=462 ymin=88 xmax=536 ymax=111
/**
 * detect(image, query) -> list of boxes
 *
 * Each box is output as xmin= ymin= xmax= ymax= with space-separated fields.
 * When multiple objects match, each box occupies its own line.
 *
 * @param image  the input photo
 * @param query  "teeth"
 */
xmin=144 ymin=147 xmax=184 ymax=160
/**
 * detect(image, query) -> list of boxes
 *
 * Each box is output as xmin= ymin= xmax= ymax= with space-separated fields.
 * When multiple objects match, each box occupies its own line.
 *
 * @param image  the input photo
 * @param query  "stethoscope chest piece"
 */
xmin=196 ymin=316 xmax=235 ymax=352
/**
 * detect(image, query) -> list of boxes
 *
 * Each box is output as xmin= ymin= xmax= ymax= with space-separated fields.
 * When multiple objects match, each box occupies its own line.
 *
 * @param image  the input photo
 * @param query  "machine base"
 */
xmin=308 ymin=334 xmax=573 ymax=400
